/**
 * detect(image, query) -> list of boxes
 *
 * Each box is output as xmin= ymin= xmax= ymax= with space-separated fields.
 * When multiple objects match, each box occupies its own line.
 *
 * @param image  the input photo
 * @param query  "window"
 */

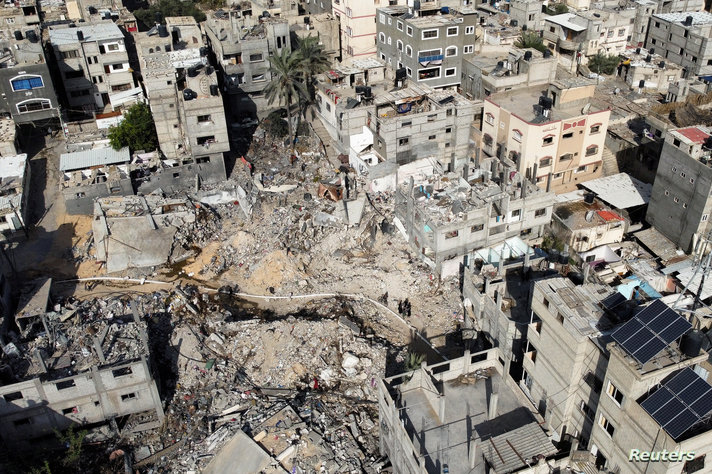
xmin=575 ymin=165 xmax=587 ymax=173
xmin=485 ymin=113 xmax=494 ymax=125
xmin=406 ymin=67 xmax=412 ymax=77
xmin=606 ymin=382 xmax=624 ymax=406
xmin=399 ymin=138 xmax=409 ymax=145
xmin=197 ymin=135 xmax=215 ymax=145
xmin=401 ymin=121 xmax=412 ymax=127
xmin=387 ymin=37 xmax=391 ymax=45
xmin=407 ymin=26 xmax=413 ymax=36
xmin=397 ymin=21 xmax=403 ymax=31
xmin=445 ymin=127 xmax=451 ymax=133
xmin=249 ymin=53 xmax=263 ymax=62
xmin=618 ymin=28 xmax=625 ymax=37
xmin=586 ymin=145 xmax=599 ymax=156
xmin=418 ymin=67 xmax=440 ymax=80
xmin=681 ymin=172 xmax=686 ymax=178
xmin=447 ymin=26 xmax=458 ymax=36
xmin=419 ymin=48 xmax=442 ymax=58
xmin=511 ymin=209 xmax=521 ymax=219
xmin=580 ymin=400 xmax=595 ymax=420
xmin=590 ymin=124 xmax=601 ymax=134
xmin=62 ymin=406 xmax=78 ymax=415
xmin=111 ymin=83 xmax=132 ymax=92
xmin=121 ymin=392 xmax=137 ymax=401
xmin=690 ymin=178 xmax=695 ymax=184
xmin=445 ymin=67 xmax=456 ymax=77
xmin=464 ymin=45 xmax=474 ymax=54
xmin=539 ymin=157 xmax=552 ymax=167
xmin=584 ymin=372 xmax=604 ymax=393
xmin=10 ymin=75 xmax=43 ymax=91
xmin=397 ymin=40 xmax=403 ymax=51
xmin=406 ymin=45 xmax=412 ymax=57
xmin=543 ymin=136 xmax=554 ymax=145
xmin=107 ymin=43 xmax=119 ymax=51
xmin=445 ymin=230 xmax=459 ymax=239
xmin=17 ymin=99 xmax=51 ymax=113
xmin=56 ymin=380 xmax=76 ymax=390
xmin=422 ymin=29 xmax=438 ymax=39
xmin=563 ymin=132 xmax=574 ymax=139
xmin=61 ymin=50 xmax=79 ymax=59
xmin=512 ymin=129 xmax=522 ymax=142
xmin=445 ymin=46 xmax=457 ymax=57
xmin=379 ymin=32 xmax=386 ymax=43
xmin=429 ymin=135 xmax=436 ymax=140
xmin=560 ymin=153 xmax=573 ymax=161
xmin=3 ymin=391 xmax=23 ymax=402
xmin=92 ymin=76 xmax=103 ymax=84
xmin=197 ymin=115 xmax=212 ymax=123
xmin=599 ymin=414 xmax=615 ymax=437
xmin=703 ymin=214 xmax=709 ymax=222
xmin=465 ymin=26 xmax=474 ymax=34
xmin=471 ymin=224 xmax=484 ymax=233
xmin=64 ymin=69 xmax=84 ymax=79
xmin=112 ymin=367 xmax=133 ymax=377
xmin=674 ymin=197 xmax=680 ymax=203
xmin=379 ymin=13 xmax=385 ymax=24
xmin=684 ymin=455 xmax=706 ymax=473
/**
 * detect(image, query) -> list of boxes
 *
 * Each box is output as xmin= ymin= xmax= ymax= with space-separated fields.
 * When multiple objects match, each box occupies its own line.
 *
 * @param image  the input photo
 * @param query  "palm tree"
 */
xmin=265 ymin=48 xmax=307 ymax=150
xmin=295 ymin=35 xmax=332 ymax=101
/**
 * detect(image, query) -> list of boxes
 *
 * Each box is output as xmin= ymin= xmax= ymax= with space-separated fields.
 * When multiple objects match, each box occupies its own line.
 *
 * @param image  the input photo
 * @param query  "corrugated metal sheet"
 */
xmin=60 ymin=147 xmax=130 ymax=172
xmin=481 ymin=422 xmax=557 ymax=473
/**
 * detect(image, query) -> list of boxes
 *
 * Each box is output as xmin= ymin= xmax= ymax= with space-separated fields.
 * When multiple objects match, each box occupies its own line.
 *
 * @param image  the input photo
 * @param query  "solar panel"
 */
xmin=611 ymin=300 xmax=691 ymax=364
xmin=602 ymin=292 xmax=626 ymax=309
xmin=641 ymin=368 xmax=712 ymax=441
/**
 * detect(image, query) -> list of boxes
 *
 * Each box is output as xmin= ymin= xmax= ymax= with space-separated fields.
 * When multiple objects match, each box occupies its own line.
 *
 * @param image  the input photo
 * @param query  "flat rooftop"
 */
xmin=554 ymin=200 xmax=624 ymax=231
xmin=49 ymin=21 xmax=123 ymax=45
xmin=653 ymin=11 xmax=712 ymax=26
xmin=488 ymin=84 xmax=599 ymax=124
xmin=544 ymin=13 xmax=587 ymax=31
xmin=669 ymin=126 xmax=711 ymax=145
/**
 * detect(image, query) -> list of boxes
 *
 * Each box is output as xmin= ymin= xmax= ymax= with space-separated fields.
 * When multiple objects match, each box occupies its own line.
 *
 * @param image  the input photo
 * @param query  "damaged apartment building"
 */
xmin=0 ymin=282 xmax=164 ymax=449
xmin=136 ymin=17 xmax=228 ymax=183
xmin=203 ymin=8 xmax=290 ymax=106
xmin=482 ymin=78 xmax=611 ymax=194
xmin=0 ymin=9 xmax=59 ymax=126
xmin=395 ymin=163 xmax=555 ymax=277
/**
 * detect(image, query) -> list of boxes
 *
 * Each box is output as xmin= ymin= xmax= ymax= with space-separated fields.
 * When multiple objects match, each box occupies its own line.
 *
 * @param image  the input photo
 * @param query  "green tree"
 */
xmin=108 ymin=102 xmax=158 ymax=152
xmin=295 ymin=35 xmax=331 ymax=100
xmin=133 ymin=0 xmax=206 ymax=29
xmin=515 ymin=31 xmax=547 ymax=53
xmin=588 ymin=52 xmax=621 ymax=75
xmin=55 ymin=425 xmax=87 ymax=471
xmin=264 ymin=48 xmax=308 ymax=151
xmin=405 ymin=352 xmax=425 ymax=372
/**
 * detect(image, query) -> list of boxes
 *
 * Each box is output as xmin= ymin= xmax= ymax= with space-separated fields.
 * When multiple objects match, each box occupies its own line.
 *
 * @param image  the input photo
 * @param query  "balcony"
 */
xmin=557 ymin=37 xmax=580 ymax=51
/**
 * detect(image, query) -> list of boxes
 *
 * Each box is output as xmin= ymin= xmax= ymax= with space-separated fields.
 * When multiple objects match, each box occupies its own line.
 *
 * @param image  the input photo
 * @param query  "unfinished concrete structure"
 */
xmin=93 ymin=195 xmax=196 ymax=273
xmin=460 ymin=47 xmax=557 ymax=101
xmin=376 ymin=4 xmax=478 ymax=89
xmin=203 ymin=10 xmax=290 ymax=98
xmin=0 ymin=293 xmax=164 ymax=449
xmin=551 ymin=200 xmax=627 ymax=253
xmin=395 ymin=166 xmax=555 ymax=276
xmin=48 ymin=21 xmax=136 ymax=112
xmin=0 ymin=153 xmax=29 ymax=234
xmin=377 ymin=348 xmax=559 ymax=473
xmin=645 ymin=11 xmax=712 ymax=79
xmin=619 ymin=47 xmax=684 ymax=94
xmin=482 ymin=78 xmax=611 ymax=194
xmin=646 ymin=126 xmax=712 ymax=253
xmin=59 ymin=146 xmax=133 ymax=215
xmin=509 ymin=0 xmax=541 ymax=31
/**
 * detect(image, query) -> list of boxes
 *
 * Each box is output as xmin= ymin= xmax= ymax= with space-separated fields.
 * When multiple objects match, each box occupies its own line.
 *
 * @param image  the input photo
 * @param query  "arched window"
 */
xmin=397 ymin=39 xmax=403 ymax=52
xmin=445 ymin=46 xmax=457 ymax=57
xmin=16 ymin=98 xmax=51 ymax=113
xmin=512 ymin=129 xmax=522 ymax=142
xmin=485 ymin=113 xmax=494 ymax=125
xmin=379 ymin=32 xmax=386 ymax=43
xmin=586 ymin=145 xmax=599 ymax=156
xmin=149 ymin=48 xmax=154 ymax=53
xmin=405 ymin=45 xmax=412 ymax=57
xmin=10 ymin=74 xmax=44 ymax=91
xmin=156 ymin=46 xmax=161 ymax=52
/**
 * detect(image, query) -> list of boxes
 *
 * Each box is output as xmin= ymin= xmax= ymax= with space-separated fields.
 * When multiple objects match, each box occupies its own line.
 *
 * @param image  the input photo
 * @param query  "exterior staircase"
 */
xmin=601 ymin=145 xmax=620 ymax=176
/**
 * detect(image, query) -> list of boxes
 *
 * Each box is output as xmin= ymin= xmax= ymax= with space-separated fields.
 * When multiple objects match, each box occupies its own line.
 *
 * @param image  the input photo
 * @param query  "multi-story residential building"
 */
xmin=251 ymin=0 xmax=299 ymax=18
xmin=646 ymin=126 xmax=712 ymax=253
xmin=303 ymin=0 xmax=332 ymax=15
xmin=460 ymin=47 xmax=557 ymax=101
xmin=48 ymin=21 xmax=135 ymax=113
xmin=551 ymin=200 xmax=627 ymax=253
xmin=619 ymin=47 xmax=684 ymax=93
xmin=509 ymin=0 xmax=541 ymax=31
xmin=543 ymin=11 xmax=632 ymax=70
xmin=203 ymin=10 xmax=290 ymax=99
xmin=523 ymin=277 xmax=712 ymax=472
xmin=0 ymin=27 xmax=60 ymax=126
xmin=481 ymin=78 xmax=611 ymax=194
xmin=645 ymin=11 xmax=712 ymax=79
xmin=395 ymin=168 xmax=555 ymax=274
xmin=376 ymin=5 xmax=478 ymax=89
xmin=335 ymin=0 xmax=407 ymax=62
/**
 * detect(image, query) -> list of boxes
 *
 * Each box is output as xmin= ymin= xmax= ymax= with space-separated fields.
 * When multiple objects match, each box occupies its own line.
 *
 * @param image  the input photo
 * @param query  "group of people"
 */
xmin=398 ymin=298 xmax=412 ymax=317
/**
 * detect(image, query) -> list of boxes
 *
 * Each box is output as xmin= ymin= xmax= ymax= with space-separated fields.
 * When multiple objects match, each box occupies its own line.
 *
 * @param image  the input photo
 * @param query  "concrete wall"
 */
xmin=135 ymin=155 xmax=227 ymax=194
xmin=0 ymin=62 xmax=59 ymax=124
xmin=63 ymin=177 xmax=134 ymax=215
xmin=645 ymin=16 xmax=712 ymax=78
xmin=0 ymin=358 xmax=164 ymax=448
xmin=144 ymin=68 xmax=184 ymax=159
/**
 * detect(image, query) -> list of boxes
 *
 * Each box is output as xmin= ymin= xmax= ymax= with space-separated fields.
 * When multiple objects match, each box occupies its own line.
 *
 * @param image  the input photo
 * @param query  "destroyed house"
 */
xmin=395 ymin=167 xmax=554 ymax=275
xmin=521 ymin=279 xmax=712 ymax=472
xmin=0 ymin=296 xmax=164 ymax=448
xmin=93 ymin=195 xmax=196 ymax=273
xmin=551 ymin=199 xmax=627 ymax=253
xmin=59 ymin=146 xmax=133 ymax=215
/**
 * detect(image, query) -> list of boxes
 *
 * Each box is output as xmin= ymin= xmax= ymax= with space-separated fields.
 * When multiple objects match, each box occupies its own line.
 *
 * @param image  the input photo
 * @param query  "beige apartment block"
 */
xmin=481 ymin=78 xmax=611 ymax=194
xmin=333 ymin=0 xmax=406 ymax=61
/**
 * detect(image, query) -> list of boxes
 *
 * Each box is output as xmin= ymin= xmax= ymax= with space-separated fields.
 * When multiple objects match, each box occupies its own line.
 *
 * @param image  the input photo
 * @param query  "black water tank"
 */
xmin=206 ymin=65 xmax=214 ymax=75
xmin=684 ymin=15 xmax=693 ymax=26
xmin=304 ymin=16 xmax=310 ymax=24
xmin=210 ymin=84 xmax=219 ymax=96
xmin=559 ymin=251 xmax=570 ymax=265
xmin=77 ymin=30 xmax=84 ymax=41
xmin=568 ymin=271 xmax=584 ymax=285
xmin=158 ymin=24 xmax=169 ymax=37
xmin=26 ymin=30 xmax=37 ymax=42
xmin=645 ymin=54 xmax=651 ymax=62
xmin=659 ymin=61 xmax=665 ymax=68
xmin=524 ymin=51 xmax=532 ymax=61
xmin=639 ymin=79 xmax=646 ymax=88
xmin=584 ymin=192 xmax=595 ymax=204
xmin=649 ymin=47 xmax=655 ymax=55
xmin=680 ymin=330 xmax=703 ymax=357
xmin=14 ymin=30 xmax=22 ymax=41
xmin=395 ymin=67 xmax=407 ymax=80
xmin=88 ymin=6 xmax=97 ymax=14
xmin=549 ymin=248 xmax=560 ymax=263
xmin=635 ymin=47 xmax=641 ymax=54
xmin=543 ymin=49 xmax=552 ymax=58
xmin=187 ymin=67 xmax=199 ymax=77
xmin=511 ymin=19 xmax=518 ymax=26
xmin=183 ymin=89 xmax=195 ymax=100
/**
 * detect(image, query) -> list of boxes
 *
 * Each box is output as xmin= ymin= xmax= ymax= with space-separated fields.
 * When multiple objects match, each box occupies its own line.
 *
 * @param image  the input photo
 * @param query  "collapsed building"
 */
xmin=92 ymin=195 xmax=196 ymax=273
xmin=0 ymin=286 xmax=164 ymax=450
xmin=0 ymin=153 xmax=30 ymax=235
